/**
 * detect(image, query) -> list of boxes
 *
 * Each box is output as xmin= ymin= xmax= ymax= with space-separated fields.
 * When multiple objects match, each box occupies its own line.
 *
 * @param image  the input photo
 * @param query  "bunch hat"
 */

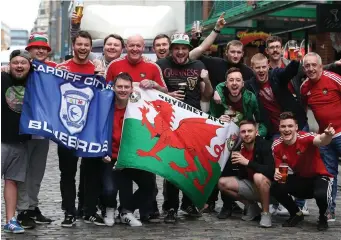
xmin=25 ymin=33 xmax=51 ymax=52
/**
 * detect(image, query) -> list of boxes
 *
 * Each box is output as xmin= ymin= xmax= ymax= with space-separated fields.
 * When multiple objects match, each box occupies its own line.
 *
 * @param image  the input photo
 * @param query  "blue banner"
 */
xmin=20 ymin=60 xmax=115 ymax=157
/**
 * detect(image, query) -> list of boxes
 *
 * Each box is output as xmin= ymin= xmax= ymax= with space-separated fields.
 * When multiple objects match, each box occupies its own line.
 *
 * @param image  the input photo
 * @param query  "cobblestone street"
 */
xmin=2 ymin=142 xmax=341 ymax=239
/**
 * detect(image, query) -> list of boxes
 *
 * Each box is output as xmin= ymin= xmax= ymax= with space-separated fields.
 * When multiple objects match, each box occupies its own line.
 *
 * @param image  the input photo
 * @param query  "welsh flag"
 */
xmin=116 ymin=84 xmax=239 ymax=208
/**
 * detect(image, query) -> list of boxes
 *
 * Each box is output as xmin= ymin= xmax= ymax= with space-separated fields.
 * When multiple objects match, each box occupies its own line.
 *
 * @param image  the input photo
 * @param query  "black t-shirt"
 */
xmin=1 ymin=72 xmax=30 ymax=143
xmin=156 ymin=56 xmax=205 ymax=110
xmin=199 ymin=55 xmax=255 ymax=89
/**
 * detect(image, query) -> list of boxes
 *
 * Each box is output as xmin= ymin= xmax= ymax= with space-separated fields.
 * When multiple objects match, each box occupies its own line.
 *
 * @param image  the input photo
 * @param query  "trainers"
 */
xmin=259 ymin=212 xmax=272 ymax=228
xmin=217 ymin=206 xmax=232 ymax=219
xmin=299 ymin=202 xmax=310 ymax=216
xmin=231 ymin=202 xmax=243 ymax=214
xmin=269 ymin=204 xmax=278 ymax=215
xmin=282 ymin=213 xmax=304 ymax=227
xmin=277 ymin=204 xmax=290 ymax=216
xmin=140 ymin=213 xmax=161 ymax=223
xmin=104 ymin=208 xmax=115 ymax=226
xmin=241 ymin=203 xmax=261 ymax=221
xmin=83 ymin=213 xmax=106 ymax=226
xmin=203 ymin=201 xmax=216 ymax=213
xmin=17 ymin=211 xmax=36 ymax=229
xmin=317 ymin=215 xmax=328 ymax=231
xmin=28 ymin=207 xmax=52 ymax=224
xmin=115 ymin=215 xmax=121 ymax=224
xmin=4 ymin=217 xmax=25 ymax=234
xmin=180 ymin=205 xmax=202 ymax=217
xmin=120 ymin=212 xmax=142 ymax=227
xmin=61 ymin=214 xmax=76 ymax=228
xmin=164 ymin=209 xmax=177 ymax=223
xmin=327 ymin=212 xmax=336 ymax=222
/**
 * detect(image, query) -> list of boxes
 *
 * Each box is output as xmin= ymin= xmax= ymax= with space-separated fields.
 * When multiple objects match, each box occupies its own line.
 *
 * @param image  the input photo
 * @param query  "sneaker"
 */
xmin=83 ymin=213 xmax=106 ymax=226
xmin=17 ymin=211 xmax=36 ymax=229
xmin=241 ymin=203 xmax=261 ymax=221
xmin=4 ymin=217 xmax=25 ymax=234
xmin=259 ymin=212 xmax=272 ymax=228
xmin=120 ymin=212 xmax=142 ymax=227
xmin=164 ymin=209 xmax=177 ymax=223
xmin=140 ymin=213 xmax=161 ymax=223
xmin=203 ymin=201 xmax=216 ymax=213
xmin=269 ymin=204 xmax=278 ymax=215
xmin=180 ymin=205 xmax=202 ymax=217
xmin=217 ymin=206 xmax=232 ymax=219
xmin=61 ymin=215 xmax=76 ymax=228
xmin=327 ymin=212 xmax=336 ymax=222
xmin=277 ymin=204 xmax=290 ymax=216
xmin=317 ymin=215 xmax=328 ymax=231
xmin=28 ymin=207 xmax=52 ymax=224
xmin=299 ymin=202 xmax=310 ymax=216
xmin=282 ymin=213 xmax=304 ymax=227
xmin=115 ymin=215 xmax=121 ymax=224
xmin=104 ymin=208 xmax=115 ymax=226
xmin=231 ymin=202 xmax=243 ymax=214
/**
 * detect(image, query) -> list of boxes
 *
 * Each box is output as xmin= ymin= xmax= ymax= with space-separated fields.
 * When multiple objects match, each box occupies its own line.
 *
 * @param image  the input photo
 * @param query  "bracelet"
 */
xmin=213 ymin=28 xmax=221 ymax=33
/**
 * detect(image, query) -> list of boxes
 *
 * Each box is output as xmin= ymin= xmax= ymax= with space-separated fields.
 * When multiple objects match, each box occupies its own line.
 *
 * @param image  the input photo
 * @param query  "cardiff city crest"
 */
xmin=59 ymin=83 xmax=94 ymax=135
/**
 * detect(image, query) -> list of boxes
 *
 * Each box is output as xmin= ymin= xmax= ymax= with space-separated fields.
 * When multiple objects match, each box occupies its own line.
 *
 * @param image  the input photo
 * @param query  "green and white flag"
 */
xmin=116 ymin=84 xmax=239 ymax=208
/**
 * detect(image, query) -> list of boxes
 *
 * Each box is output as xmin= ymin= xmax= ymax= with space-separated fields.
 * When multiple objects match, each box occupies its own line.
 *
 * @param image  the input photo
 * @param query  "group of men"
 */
xmin=1 ymin=11 xmax=341 ymax=235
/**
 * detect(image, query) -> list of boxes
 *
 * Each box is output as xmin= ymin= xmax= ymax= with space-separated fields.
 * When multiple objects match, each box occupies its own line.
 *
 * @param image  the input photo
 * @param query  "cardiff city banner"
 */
xmin=20 ymin=60 xmax=115 ymax=157
xmin=116 ymin=83 xmax=239 ymax=208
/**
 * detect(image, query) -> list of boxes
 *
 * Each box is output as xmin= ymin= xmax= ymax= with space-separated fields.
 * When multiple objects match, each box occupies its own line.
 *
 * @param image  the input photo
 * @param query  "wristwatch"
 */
xmin=213 ymin=28 xmax=221 ymax=33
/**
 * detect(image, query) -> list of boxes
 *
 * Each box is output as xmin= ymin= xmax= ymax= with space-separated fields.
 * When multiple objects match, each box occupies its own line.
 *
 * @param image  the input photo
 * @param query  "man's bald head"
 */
xmin=126 ymin=34 xmax=145 ymax=46
xmin=126 ymin=34 xmax=145 ymax=64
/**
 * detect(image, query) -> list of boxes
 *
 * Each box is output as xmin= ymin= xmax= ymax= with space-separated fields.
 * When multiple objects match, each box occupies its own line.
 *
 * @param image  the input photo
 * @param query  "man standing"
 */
xmin=15 ymin=34 xmax=54 ymax=230
xmin=1 ymin=50 xmax=32 ymax=234
xmin=218 ymin=120 xmax=274 ymax=227
xmin=56 ymin=31 xmax=100 ymax=227
xmin=211 ymin=67 xmax=267 ymax=137
xmin=106 ymin=34 xmax=167 ymax=93
xmin=156 ymin=33 xmax=213 ymax=222
xmin=300 ymin=52 xmax=341 ymax=221
xmin=271 ymin=112 xmax=334 ymax=231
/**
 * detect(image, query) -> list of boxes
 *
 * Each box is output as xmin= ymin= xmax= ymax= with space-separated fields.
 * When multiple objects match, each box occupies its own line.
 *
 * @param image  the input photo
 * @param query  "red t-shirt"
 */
xmin=301 ymin=71 xmax=341 ymax=135
xmin=240 ymin=145 xmax=255 ymax=181
xmin=259 ymin=81 xmax=281 ymax=132
xmin=272 ymin=131 xmax=332 ymax=178
xmin=45 ymin=60 xmax=57 ymax=67
xmin=226 ymin=97 xmax=243 ymax=114
xmin=105 ymin=56 xmax=166 ymax=88
xmin=111 ymin=107 xmax=126 ymax=159
xmin=56 ymin=59 xmax=95 ymax=74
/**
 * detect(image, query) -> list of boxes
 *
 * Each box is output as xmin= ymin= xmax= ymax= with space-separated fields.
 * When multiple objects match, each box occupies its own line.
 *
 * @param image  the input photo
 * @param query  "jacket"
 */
xmin=210 ymin=86 xmax=267 ymax=137
xmin=244 ymin=60 xmax=307 ymax=138
xmin=238 ymin=136 xmax=275 ymax=181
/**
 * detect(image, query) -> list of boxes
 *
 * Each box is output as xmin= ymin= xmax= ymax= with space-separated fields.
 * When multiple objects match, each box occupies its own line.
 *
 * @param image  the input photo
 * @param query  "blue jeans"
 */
xmin=102 ymin=162 xmax=119 ymax=209
xmin=319 ymin=135 xmax=341 ymax=214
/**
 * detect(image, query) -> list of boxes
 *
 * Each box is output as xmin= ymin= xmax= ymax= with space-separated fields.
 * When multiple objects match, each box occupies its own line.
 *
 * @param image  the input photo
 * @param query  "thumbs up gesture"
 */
xmin=324 ymin=123 xmax=335 ymax=136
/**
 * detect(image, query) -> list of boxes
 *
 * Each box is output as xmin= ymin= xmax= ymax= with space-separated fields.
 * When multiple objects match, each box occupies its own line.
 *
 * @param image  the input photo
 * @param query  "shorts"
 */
xmin=235 ymin=177 xmax=260 ymax=202
xmin=1 ymin=143 xmax=28 ymax=182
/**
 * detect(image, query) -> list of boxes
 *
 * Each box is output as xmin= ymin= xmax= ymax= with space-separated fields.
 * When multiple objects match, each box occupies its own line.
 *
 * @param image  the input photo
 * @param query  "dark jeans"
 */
xmin=82 ymin=157 xmax=103 ymax=216
xmin=77 ymin=159 xmax=85 ymax=210
xmin=163 ymin=180 xmax=193 ymax=212
xmin=102 ymin=161 xmax=118 ymax=209
xmin=116 ymin=168 xmax=155 ymax=217
xmin=58 ymin=145 xmax=79 ymax=215
xmin=271 ymin=175 xmax=332 ymax=217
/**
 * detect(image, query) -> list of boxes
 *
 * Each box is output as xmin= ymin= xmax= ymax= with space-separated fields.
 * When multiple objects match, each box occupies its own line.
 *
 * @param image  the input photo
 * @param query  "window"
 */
xmin=40 ymin=9 xmax=46 ymax=15
xmin=10 ymin=30 xmax=29 ymax=38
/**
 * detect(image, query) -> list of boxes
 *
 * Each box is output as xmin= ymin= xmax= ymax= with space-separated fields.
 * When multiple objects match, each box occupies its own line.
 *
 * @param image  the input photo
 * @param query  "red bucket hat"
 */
xmin=25 ymin=33 xmax=52 ymax=52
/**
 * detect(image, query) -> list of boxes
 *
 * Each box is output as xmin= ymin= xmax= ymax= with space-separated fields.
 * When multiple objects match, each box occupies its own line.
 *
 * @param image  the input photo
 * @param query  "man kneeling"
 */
xmin=218 ymin=120 xmax=274 ymax=227
xmin=271 ymin=112 xmax=334 ymax=231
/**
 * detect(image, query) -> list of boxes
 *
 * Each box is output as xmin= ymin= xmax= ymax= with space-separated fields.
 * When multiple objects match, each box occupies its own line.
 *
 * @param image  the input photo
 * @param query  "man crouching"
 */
xmin=218 ymin=120 xmax=274 ymax=227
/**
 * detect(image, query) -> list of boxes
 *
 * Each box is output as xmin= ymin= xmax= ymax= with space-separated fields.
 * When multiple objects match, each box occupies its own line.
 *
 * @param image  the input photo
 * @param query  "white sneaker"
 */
xmin=299 ymin=202 xmax=310 ymax=216
xmin=277 ymin=204 xmax=290 ymax=216
xmin=120 ymin=213 xmax=142 ymax=227
xmin=269 ymin=204 xmax=278 ymax=215
xmin=104 ymin=208 xmax=115 ymax=226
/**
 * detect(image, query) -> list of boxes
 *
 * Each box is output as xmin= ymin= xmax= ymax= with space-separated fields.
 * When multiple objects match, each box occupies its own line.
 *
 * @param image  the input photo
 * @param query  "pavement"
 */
xmin=2 ymin=142 xmax=341 ymax=240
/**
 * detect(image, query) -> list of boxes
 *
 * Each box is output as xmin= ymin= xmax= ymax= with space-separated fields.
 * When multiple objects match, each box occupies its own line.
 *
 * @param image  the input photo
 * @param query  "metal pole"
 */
xmin=60 ymin=0 xmax=70 ymax=60
xmin=304 ymin=29 xmax=309 ymax=54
